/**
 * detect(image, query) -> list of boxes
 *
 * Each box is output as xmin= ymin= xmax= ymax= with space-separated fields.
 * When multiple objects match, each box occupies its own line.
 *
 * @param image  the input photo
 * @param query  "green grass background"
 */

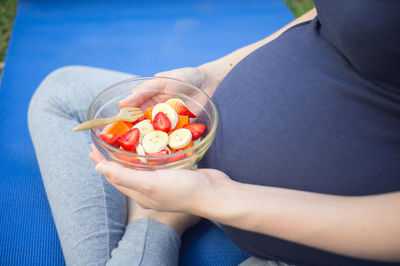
xmin=0 ymin=0 xmax=17 ymax=62
xmin=0 ymin=0 xmax=313 ymax=74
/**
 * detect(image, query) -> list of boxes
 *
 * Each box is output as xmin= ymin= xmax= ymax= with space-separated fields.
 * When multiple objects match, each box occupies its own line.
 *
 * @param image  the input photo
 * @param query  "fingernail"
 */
xmin=96 ymin=163 xmax=106 ymax=174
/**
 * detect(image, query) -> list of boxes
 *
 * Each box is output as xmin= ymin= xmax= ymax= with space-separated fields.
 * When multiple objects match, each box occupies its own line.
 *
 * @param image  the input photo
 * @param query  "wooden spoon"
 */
xmin=73 ymin=107 xmax=143 ymax=131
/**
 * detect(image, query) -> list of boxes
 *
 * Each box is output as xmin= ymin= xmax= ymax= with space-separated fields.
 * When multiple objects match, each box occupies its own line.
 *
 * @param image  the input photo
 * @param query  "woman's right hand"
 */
xmin=89 ymin=144 xmax=199 ymax=236
xmin=118 ymin=66 xmax=220 ymax=109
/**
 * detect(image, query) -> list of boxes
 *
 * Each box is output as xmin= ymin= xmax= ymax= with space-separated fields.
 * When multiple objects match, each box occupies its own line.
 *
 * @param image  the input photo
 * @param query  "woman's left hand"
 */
xmin=89 ymin=144 xmax=231 ymax=213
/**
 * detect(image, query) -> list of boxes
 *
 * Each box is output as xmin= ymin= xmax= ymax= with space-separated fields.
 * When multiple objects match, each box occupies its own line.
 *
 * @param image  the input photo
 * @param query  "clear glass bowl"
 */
xmin=89 ymin=76 xmax=218 ymax=170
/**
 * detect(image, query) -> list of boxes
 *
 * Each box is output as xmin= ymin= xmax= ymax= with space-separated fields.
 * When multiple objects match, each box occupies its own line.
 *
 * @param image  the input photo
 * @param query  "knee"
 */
xmin=32 ymin=65 xmax=94 ymax=100
xmin=28 ymin=66 xmax=76 ymax=108
xmin=29 ymin=65 xmax=89 ymax=103
xmin=28 ymin=65 xmax=132 ymax=128
xmin=28 ymin=65 xmax=91 ymax=127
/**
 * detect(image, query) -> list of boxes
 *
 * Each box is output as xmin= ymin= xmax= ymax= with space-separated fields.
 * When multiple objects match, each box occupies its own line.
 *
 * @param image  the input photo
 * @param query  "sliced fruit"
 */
xmin=165 ymin=98 xmax=185 ymax=109
xmin=123 ymin=121 xmax=133 ymax=128
xmin=136 ymin=143 xmax=146 ymax=155
xmin=117 ymin=128 xmax=140 ymax=151
xmin=142 ymin=130 xmax=169 ymax=154
xmin=183 ymin=123 xmax=206 ymax=140
xmin=168 ymin=128 xmax=192 ymax=149
xmin=100 ymin=123 xmax=114 ymax=133
xmin=151 ymin=103 xmax=179 ymax=129
xmin=173 ymin=102 xmax=196 ymax=118
xmin=116 ymin=151 xmax=143 ymax=165
xmin=131 ymin=116 xmax=146 ymax=126
xmin=105 ymin=121 xmax=132 ymax=136
xmin=183 ymin=140 xmax=194 ymax=150
xmin=146 ymin=149 xmax=169 ymax=156
xmin=133 ymin=119 xmax=154 ymax=143
xmin=167 ymin=148 xmax=186 ymax=163
xmin=175 ymin=115 xmax=189 ymax=129
xmin=147 ymin=149 xmax=170 ymax=165
xmin=135 ymin=143 xmax=147 ymax=164
xmin=172 ymin=148 xmax=183 ymax=153
xmin=144 ymin=106 xmax=155 ymax=121
xmin=171 ymin=141 xmax=193 ymax=152
xmin=99 ymin=133 xmax=119 ymax=146
xmin=153 ymin=112 xmax=172 ymax=132
xmin=183 ymin=140 xmax=195 ymax=157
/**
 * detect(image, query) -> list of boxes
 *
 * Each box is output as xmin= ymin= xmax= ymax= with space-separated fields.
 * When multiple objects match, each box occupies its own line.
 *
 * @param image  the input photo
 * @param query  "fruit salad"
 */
xmin=97 ymin=98 xmax=206 ymax=165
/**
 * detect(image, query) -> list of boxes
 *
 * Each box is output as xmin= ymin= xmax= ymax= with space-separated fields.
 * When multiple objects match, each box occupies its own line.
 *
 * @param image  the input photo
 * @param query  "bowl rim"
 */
xmin=88 ymin=76 xmax=218 ymax=159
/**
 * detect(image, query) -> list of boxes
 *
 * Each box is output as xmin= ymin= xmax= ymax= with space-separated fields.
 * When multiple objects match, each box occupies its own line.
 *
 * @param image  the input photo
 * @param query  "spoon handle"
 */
xmin=73 ymin=116 xmax=119 ymax=131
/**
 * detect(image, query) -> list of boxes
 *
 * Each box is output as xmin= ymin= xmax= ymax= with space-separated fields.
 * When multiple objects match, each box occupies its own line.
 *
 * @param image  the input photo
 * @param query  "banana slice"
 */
xmin=142 ymin=131 xmax=169 ymax=154
xmin=133 ymin=119 xmax=154 ymax=143
xmin=168 ymin=128 xmax=192 ymax=149
xmin=135 ymin=143 xmax=147 ymax=164
xmin=165 ymin=98 xmax=185 ymax=108
xmin=152 ymin=103 xmax=178 ymax=130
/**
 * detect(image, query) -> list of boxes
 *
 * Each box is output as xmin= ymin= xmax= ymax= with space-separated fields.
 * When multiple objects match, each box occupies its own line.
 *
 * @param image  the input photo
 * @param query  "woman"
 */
xmin=29 ymin=1 xmax=400 ymax=265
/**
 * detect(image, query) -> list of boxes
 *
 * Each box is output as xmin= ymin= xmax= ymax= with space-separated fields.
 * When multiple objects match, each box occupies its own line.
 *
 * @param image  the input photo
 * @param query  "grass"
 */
xmin=0 ymin=0 xmax=17 ymax=74
xmin=0 ymin=0 xmax=314 ymax=75
xmin=285 ymin=0 xmax=315 ymax=18
xmin=0 ymin=0 xmax=17 ymax=60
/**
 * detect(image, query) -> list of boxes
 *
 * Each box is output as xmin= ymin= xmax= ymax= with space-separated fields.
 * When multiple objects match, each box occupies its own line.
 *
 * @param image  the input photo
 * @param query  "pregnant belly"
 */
xmin=198 ymin=21 xmax=400 ymax=266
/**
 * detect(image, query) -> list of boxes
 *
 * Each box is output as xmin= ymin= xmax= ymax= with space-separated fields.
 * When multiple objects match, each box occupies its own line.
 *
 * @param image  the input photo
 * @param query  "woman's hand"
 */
xmin=89 ymin=144 xmax=230 ymax=213
xmin=89 ymin=144 xmax=205 ymax=235
xmin=118 ymin=67 xmax=220 ymax=109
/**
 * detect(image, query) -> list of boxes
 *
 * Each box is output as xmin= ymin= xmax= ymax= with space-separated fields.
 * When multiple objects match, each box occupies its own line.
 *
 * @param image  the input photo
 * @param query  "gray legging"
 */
xmin=28 ymin=66 xmax=290 ymax=266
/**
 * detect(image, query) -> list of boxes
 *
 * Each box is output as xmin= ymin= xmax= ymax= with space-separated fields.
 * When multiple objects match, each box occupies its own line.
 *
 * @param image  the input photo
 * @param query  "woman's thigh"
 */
xmin=28 ymin=66 xmax=134 ymax=265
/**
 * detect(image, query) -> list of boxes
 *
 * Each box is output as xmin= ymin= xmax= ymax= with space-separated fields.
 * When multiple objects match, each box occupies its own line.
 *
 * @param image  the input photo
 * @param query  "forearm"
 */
xmin=193 ymin=179 xmax=400 ymax=262
xmin=198 ymin=8 xmax=317 ymax=83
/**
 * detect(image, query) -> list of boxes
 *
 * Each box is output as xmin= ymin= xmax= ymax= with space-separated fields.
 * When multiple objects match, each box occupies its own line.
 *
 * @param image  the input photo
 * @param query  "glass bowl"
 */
xmin=89 ymin=76 xmax=218 ymax=170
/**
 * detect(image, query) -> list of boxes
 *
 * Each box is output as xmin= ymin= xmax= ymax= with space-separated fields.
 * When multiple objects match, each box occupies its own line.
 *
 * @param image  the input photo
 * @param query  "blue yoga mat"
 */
xmin=0 ymin=0 xmax=293 ymax=265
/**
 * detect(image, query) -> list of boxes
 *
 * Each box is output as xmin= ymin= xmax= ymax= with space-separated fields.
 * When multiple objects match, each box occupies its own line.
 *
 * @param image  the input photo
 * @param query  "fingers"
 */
xmin=95 ymin=160 xmax=155 ymax=194
xmin=118 ymin=71 xmax=198 ymax=109
xmin=90 ymin=144 xmax=156 ymax=207
xmin=118 ymin=78 xmax=167 ymax=108
xmin=89 ymin=144 xmax=105 ymax=164
xmin=118 ymin=92 xmax=157 ymax=109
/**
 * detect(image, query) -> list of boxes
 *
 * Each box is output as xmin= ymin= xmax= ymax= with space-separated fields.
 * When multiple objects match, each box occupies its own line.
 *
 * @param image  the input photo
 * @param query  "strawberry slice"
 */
xmin=183 ymin=123 xmax=206 ymax=140
xmin=117 ymin=128 xmax=140 ymax=151
xmin=99 ymin=133 xmax=120 ymax=146
xmin=131 ymin=116 xmax=146 ymax=126
xmin=173 ymin=102 xmax=196 ymax=118
xmin=153 ymin=112 xmax=171 ymax=132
